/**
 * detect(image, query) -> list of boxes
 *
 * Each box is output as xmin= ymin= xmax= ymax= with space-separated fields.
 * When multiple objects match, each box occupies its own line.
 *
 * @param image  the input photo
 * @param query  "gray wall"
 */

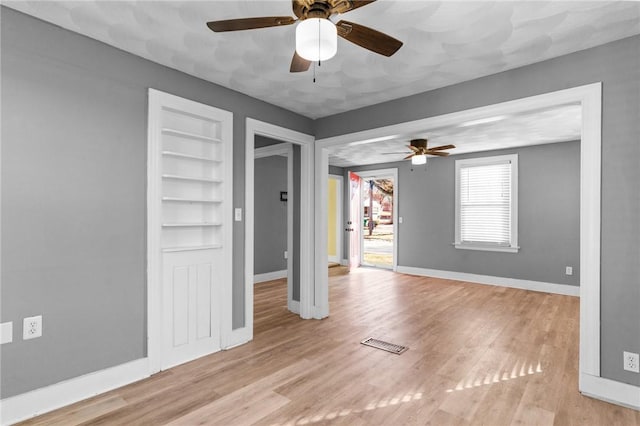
xmin=347 ymin=142 xmax=580 ymax=286
xmin=1 ymin=8 xmax=313 ymax=398
xmin=329 ymin=165 xmax=344 ymax=176
xmin=292 ymin=145 xmax=301 ymax=302
xmin=319 ymin=35 xmax=640 ymax=386
xmin=254 ymin=156 xmax=287 ymax=275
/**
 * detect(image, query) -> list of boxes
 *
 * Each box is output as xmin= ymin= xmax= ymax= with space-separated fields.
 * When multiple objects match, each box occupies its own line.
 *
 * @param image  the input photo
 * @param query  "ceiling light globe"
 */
xmin=296 ymin=18 xmax=337 ymax=61
xmin=411 ymin=154 xmax=427 ymax=165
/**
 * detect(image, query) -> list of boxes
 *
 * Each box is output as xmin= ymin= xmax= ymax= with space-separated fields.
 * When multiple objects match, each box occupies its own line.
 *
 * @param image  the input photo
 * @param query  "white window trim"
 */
xmin=454 ymin=154 xmax=519 ymax=253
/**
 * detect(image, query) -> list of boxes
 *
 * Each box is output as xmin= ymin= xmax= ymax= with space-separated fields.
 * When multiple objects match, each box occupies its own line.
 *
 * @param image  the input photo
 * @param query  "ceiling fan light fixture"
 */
xmin=296 ymin=18 xmax=337 ymax=61
xmin=411 ymin=154 xmax=427 ymax=165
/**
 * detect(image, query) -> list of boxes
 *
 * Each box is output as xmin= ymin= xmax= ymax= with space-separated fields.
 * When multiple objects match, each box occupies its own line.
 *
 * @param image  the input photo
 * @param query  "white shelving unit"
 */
xmin=159 ymin=116 xmax=225 ymax=252
xmin=148 ymin=89 xmax=233 ymax=372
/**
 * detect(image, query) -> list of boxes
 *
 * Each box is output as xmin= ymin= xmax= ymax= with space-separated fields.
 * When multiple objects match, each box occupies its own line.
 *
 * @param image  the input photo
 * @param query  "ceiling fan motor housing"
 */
xmin=410 ymin=139 xmax=428 ymax=149
xmin=293 ymin=0 xmax=354 ymax=19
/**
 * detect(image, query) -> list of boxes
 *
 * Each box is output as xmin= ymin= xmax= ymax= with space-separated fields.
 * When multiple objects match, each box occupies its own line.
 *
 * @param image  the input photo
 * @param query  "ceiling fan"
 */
xmin=385 ymin=139 xmax=456 ymax=165
xmin=206 ymin=0 xmax=403 ymax=73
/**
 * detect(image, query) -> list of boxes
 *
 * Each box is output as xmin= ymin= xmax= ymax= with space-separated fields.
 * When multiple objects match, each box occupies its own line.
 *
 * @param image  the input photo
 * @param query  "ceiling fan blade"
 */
xmin=206 ymin=16 xmax=296 ymax=32
xmin=290 ymin=51 xmax=311 ymax=72
xmin=336 ymin=20 xmax=403 ymax=57
xmin=427 ymin=151 xmax=450 ymax=157
xmin=381 ymin=152 xmax=410 ymax=154
xmin=428 ymin=144 xmax=456 ymax=151
xmin=407 ymin=145 xmax=419 ymax=152
xmin=403 ymin=153 xmax=415 ymax=160
xmin=346 ymin=0 xmax=377 ymax=12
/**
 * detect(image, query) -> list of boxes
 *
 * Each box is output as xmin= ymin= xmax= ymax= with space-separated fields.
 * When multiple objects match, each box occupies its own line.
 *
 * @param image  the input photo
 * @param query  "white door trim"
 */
xmin=328 ymin=174 xmax=343 ymax=264
xmin=245 ymin=118 xmax=315 ymax=347
xmin=353 ymin=168 xmax=399 ymax=271
xmin=254 ymin=143 xmax=297 ymax=314
xmin=315 ymin=83 xmax=602 ymax=385
xmin=146 ymin=89 xmax=234 ymax=370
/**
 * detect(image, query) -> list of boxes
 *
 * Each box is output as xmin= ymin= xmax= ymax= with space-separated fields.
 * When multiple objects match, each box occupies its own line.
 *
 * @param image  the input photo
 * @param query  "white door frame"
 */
xmin=328 ymin=174 xmax=343 ymax=264
xmin=315 ymin=83 xmax=602 ymax=391
xmin=245 ymin=118 xmax=316 ymax=344
xmin=353 ymin=168 xmax=399 ymax=271
xmin=254 ymin=143 xmax=297 ymax=313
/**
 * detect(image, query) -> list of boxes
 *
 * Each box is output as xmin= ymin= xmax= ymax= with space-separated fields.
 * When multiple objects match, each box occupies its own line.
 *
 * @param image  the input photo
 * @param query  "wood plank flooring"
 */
xmin=19 ymin=268 xmax=640 ymax=425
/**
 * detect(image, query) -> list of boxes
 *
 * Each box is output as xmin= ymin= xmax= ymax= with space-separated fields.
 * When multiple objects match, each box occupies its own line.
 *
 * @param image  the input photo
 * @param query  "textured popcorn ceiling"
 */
xmin=326 ymin=103 xmax=581 ymax=167
xmin=7 ymin=1 xmax=640 ymax=119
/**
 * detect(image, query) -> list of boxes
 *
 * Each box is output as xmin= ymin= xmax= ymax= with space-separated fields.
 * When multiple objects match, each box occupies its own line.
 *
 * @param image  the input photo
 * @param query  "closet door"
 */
xmin=148 ymin=90 xmax=232 ymax=370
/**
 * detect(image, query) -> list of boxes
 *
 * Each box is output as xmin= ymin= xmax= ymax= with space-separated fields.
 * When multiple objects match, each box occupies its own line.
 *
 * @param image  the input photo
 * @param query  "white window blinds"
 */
xmin=459 ymin=160 xmax=512 ymax=245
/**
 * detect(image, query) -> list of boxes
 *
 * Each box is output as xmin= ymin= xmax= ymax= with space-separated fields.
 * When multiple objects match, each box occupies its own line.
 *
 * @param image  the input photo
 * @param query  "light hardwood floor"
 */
xmin=19 ymin=268 xmax=640 ymax=425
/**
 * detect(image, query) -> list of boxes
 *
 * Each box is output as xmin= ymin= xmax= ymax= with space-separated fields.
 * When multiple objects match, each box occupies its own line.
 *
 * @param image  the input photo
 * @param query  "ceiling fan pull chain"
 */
xmin=313 ymin=61 xmax=316 ymax=83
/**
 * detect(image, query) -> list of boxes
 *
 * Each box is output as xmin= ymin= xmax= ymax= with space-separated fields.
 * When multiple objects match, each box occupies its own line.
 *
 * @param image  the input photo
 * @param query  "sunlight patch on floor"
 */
xmin=445 ymin=360 xmax=543 ymax=393
xmin=267 ymin=392 xmax=424 ymax=425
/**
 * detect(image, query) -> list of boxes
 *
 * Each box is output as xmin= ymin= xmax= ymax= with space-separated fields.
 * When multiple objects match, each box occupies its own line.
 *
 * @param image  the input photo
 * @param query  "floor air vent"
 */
xmin=360 ymin=337 xmax=408 ymax=355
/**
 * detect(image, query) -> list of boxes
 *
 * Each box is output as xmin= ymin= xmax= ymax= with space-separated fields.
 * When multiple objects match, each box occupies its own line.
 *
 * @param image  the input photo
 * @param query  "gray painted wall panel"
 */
xmin=321 ymin=36 xmax=640 ymax=386
xmin=344 ymin=142 xmax=580 ymax=286
xmin=254 ymin=156 xmax=287 ymax=275
xmin=404 ymin=143 xmax=579 ymax=285
xmin=1 ymin=8 xmax=312 ymax=398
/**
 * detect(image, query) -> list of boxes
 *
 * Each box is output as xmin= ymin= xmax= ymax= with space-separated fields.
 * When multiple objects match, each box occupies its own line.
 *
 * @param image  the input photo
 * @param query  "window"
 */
xmin=455 ymin=154 xmax=518 ymax=252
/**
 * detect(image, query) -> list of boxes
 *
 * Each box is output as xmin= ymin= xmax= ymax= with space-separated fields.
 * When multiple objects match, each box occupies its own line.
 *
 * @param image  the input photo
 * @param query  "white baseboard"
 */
xmin=254 ymin=270 xmax=287 ymax=283
xmin=580 ymin=373 xmax=640 ymax=410
xmin=396 ymin=266 xmax=580 ymax=297
xmin=222 ymin=326 xmax=252 ymax=350
xmin=0 ymin=358 xmax=150 ymax=425
xmin=288 ymin=300 xmax=300 ymax=314
xmin=328 ymin=256 xmax=339 ymax=263
xmin=340 ymin=259 xmax=348 ymax=266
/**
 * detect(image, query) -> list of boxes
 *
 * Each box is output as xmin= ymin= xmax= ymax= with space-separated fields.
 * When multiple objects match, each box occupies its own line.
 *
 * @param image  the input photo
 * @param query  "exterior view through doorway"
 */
xmin=348 ymin=168 xmax=398 ymax=271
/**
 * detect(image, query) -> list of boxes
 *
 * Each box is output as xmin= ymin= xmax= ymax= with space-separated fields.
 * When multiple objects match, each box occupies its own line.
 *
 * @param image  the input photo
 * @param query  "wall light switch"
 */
xmin=398 ymin=217 xmax=403 ymax=224
xmin=1 ymin=322 xmax=13 ymax=344
xmin=234 ymin=208 xmax=242 ymax=222
xmin=565 ymin=266 xmax=573 ymax=275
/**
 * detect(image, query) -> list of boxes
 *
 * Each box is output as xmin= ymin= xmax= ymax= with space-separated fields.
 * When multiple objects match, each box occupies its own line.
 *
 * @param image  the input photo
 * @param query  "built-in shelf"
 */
xmin=162 ymin=222 xmax=222 ymax=227
xmin=162 ymin=128 xmax=221 ymax=143
xmin=162 ymin=174 xmax=223 ymax=183
xmin=162 ymin=244 xmax=222 ymax=253
xmin=162 ymin=197 xmax=222 ymax=203
xmin=161 ymin=151 xmax=220 ymax=162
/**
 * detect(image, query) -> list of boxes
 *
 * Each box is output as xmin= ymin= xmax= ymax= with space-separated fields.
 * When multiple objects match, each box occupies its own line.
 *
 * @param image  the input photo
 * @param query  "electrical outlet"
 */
xmin=565 ymin=266 xmax=573 ymax=275
xmin=623 ymin=351 xmax=639 ymax=373
xmin=23 ymin=315 xmax=42 ymax=340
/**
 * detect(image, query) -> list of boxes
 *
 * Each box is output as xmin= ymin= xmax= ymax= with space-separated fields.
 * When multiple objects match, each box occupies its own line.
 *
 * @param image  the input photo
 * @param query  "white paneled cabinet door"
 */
xmin=162 ymin=251 xmax=220 ymax=369
xmin=148 ymin=89 xmax=232 ymax=371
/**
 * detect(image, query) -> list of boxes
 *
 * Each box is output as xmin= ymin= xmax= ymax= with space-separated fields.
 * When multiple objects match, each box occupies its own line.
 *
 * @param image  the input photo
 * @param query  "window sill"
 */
xmin=454 ymin=243 xmax=519 ymax=253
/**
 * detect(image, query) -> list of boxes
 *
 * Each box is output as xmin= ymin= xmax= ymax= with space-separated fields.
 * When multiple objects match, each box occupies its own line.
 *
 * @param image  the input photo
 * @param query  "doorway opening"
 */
xmin=361 ymin=175 xmax=395 ymax=269
xmin=347 ymin=168 xmax=399 ymax=272
xmin=253 ymin=140 xmax=295 ymax=316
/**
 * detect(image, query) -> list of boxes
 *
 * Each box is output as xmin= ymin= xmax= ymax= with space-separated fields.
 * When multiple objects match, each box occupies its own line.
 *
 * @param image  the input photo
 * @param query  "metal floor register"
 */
xmin=361 ymin=337 xmax=408 ymax=355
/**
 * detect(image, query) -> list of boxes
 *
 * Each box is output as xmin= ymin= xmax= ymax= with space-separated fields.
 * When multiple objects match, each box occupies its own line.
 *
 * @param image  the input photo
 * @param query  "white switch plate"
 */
xmin=284 ymin=251 xmax=288 ymax=259
xmin=23 ymin=315 xmax=42 ymax=340
xmin=565 ymin=266 xmax=573 ymax=275
xmin=1 ymin=322 xmax=13 ymax=344
xmin=398 ymin=217 xmax=403 ymax=224
xmin=234 ymin=208 xmax=242 ymax=222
